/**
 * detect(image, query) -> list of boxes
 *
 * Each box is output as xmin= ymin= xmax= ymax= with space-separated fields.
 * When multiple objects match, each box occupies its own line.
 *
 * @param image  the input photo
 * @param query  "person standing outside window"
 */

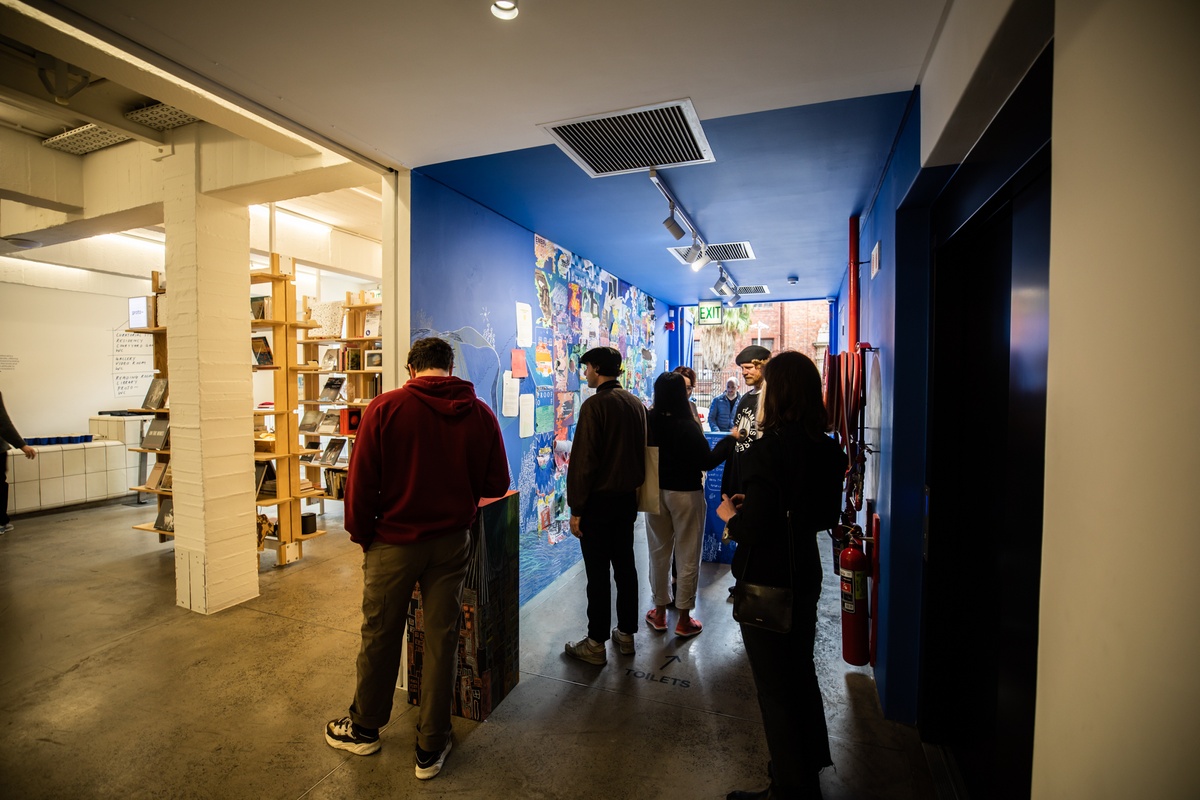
xmin=708 ymin=378 xmax=741 ymax=432
xmin=0 ymin=391 xmax=37 ymax=534
xmin=324 ymin=337 xmax=510 ymax=781
xmin=565 ymin=346 xmax=647 ymax=665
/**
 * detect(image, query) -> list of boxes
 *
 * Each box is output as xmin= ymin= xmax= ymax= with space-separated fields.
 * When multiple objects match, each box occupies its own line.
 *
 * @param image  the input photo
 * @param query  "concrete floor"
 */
xmin=0 ymin=499 xmax=935 ymax=799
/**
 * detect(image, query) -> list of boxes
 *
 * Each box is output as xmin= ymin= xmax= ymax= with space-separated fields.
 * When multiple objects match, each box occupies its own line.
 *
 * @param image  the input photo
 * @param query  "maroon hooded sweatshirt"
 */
xmin=344 ymin=374 xmax=510 ymax=550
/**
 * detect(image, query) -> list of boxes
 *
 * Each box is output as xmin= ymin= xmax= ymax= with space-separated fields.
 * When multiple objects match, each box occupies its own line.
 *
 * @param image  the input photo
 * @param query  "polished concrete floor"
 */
xmin=0 ymin=499 xmax=935 ymax=799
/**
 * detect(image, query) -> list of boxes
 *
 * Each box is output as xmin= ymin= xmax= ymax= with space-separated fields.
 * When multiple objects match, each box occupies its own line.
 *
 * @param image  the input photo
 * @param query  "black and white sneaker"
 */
xmin=324 ymin=716 xmax=380 ymax=755
xmin=414 ymin=738 xmax=453 ymax=780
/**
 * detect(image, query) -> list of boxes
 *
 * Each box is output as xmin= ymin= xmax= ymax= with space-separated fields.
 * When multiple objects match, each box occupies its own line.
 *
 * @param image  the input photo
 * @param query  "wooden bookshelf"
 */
xmin=127 ymin=270 xmax=172 ymax=544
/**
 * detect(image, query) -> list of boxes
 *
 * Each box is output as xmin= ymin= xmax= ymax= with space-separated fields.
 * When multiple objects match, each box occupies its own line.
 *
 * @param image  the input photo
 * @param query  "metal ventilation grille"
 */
xmin=735 ymin=284 xmax=770 ymax=295
xmin=125 ymin=103 xmax=197 ymax=130
xmin=541 ymin=99 xmax=714 ymax=177
xmin=42 ymin=124 xmax=131 ymax=155
xmin=670 ymin=241 xmax=755 ymax=264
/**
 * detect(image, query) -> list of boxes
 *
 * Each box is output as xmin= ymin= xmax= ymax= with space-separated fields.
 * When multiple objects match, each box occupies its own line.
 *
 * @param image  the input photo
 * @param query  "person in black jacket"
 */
xmin=716 ymin=352 xmax=847 ymax=800
xmin=0 ymin=391 xmax=37 ymax=534
xmin=644 ymin=372 xmax=734 ymax=637
xmin=565 ymin=346 xmax=647 ymax=665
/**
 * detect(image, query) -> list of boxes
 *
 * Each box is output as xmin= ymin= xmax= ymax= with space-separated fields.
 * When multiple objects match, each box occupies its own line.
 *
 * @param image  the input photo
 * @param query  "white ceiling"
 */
xmin=35 ymin=0 xmax=948 ymax=171
xmin=1 ymin=0 xmax=954 ymax=303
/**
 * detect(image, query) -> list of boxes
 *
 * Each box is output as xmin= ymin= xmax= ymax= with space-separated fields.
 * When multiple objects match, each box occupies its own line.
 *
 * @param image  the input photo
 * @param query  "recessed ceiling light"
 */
xmin=491 ymin=1 xmax=518 ymax=20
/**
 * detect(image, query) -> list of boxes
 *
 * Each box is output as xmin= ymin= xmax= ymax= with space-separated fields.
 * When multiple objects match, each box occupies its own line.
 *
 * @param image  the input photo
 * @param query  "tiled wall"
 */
xmin=4 ymin=416 xmax=152 ymax=517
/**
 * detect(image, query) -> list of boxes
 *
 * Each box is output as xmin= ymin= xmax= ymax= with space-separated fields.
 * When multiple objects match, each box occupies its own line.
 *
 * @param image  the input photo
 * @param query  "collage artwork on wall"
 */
xmin=410 ymin=234 xmax=656 ymax=605
xmin=527 ymin=234 xmax=656 ymax=548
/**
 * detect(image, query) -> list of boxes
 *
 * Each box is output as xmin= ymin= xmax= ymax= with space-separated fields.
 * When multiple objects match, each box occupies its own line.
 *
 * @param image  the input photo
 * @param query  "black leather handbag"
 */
xmin=731 ymin=511 xmax=795 ymax=634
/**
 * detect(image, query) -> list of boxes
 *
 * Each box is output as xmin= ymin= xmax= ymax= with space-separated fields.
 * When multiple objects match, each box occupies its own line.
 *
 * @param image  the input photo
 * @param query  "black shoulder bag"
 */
xmin=731 ymin=511 xmax=794 ymax=634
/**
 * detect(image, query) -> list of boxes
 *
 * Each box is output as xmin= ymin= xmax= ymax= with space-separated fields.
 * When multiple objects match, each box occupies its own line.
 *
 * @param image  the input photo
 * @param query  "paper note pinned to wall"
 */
xmin=516 ymin=302 xmax=533 ymax=348
xmin=502 ymin=371 xmax=519 ymax=417
xmin=510 ymin=349 xmax=528 ymax=378
xmin=519 ymin=393 xmax=535 ymax=438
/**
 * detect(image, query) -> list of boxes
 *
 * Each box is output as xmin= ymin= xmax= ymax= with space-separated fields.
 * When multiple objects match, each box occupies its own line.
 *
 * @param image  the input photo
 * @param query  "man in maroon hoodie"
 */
xmin=324 ymin=337 xmax=510 ymax=781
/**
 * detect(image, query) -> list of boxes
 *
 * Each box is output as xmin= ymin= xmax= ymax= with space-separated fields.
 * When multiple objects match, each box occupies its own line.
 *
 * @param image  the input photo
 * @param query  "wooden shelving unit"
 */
xmin=295 ymin=291 xmax=383 ymax=503
xmin=252 ymin=254 xmax=326 ymax=565
xmin=127 ymin=270 xmax=172 ymax=542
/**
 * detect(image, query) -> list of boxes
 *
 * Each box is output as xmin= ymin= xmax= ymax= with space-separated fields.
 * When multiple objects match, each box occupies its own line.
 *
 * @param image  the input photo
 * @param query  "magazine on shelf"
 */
xmin=363 ymin=309 xmax=382 ymax=338
xmin=319 ymin=438 xmax=347 ymax=466
xmin=317 ymin=410 xmax=341 ymax=434
xmin=146 ymin=461 xmax=168 ymax=490
xmin=309 ymin=300 xmax=344 ymax=338
xmin=320 ymin=348 xmax=340 ymax=371
xmin=140 ymin=418 xmax=171 ymax=451
xmin=141 ymin=378 xmax=168 ymax=410
xmin=159 ymin=463 xmax=173 ymax=491
xmin=318 ymin=376 xmax=345 ymax=402
xmin=345 ymin=348 xmax=362 ymax=371
xmin=250 ymin=296 xmax=269 ymax=320
xmin=298 ymin=409 xmax=323 ymax=433
xmin=364 ymin=350 xmax=383 ymax=370
xmin=153 ymin=497 xmax=175 ymax=533
xmin=251 ymin=335 xmax=274 ymax=366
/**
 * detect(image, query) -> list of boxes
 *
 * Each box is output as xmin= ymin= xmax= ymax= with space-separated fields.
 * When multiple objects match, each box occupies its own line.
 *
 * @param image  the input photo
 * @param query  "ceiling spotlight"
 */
xmin=491 ymin=1 xmax=518 ymax=20
xmin=725 ymin=293 xmax=741 ymax=306
xmin=663 ymin=202 xmax=685 ymax=240
xmin=712 ymin=272 xmax=734 ymax=297
xmin=690 ymin=249 xmax=712 ymax=272
xmin=681 ymin=237 xmax=702 ymax=263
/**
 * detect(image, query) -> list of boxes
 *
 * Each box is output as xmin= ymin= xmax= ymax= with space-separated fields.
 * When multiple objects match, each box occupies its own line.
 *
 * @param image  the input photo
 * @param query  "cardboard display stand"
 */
xmin=407 ymin=490 xmax=520 ymax=721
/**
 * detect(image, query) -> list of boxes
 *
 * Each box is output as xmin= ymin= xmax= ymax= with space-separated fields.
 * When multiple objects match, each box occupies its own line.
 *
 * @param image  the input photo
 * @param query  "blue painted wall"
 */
xmin=411 ymin=173 xmax=669 ymax=604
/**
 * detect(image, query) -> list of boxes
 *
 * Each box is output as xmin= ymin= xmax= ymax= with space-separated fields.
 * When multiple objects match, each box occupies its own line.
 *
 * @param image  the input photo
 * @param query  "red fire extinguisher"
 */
xmin=840 ymin=535 xmax=870 ymax=666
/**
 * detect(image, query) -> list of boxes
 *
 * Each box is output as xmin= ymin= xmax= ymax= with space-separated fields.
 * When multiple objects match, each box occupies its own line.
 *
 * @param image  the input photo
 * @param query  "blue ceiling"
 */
xmin=416 ymin=91 xmax=913 ymax=308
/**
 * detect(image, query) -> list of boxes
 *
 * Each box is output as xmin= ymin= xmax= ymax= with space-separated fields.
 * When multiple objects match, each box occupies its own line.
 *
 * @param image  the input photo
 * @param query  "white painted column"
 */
xmin=162 ymin=125 xmax=258 ymax=614
xmin=382 ymin=169 xmax=411 ymax=385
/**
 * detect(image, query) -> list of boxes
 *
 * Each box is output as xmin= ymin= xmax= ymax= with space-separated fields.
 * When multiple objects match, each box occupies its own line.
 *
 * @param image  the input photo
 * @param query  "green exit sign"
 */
xmin=697 ymin=301 xmax=724 ymax=325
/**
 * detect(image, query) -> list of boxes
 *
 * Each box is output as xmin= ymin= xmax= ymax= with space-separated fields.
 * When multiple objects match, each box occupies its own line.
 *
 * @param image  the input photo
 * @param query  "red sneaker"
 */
xmin=645 ymin=607 xmax=667 ymax=631
xmin=675 ymin=617 xmax=703 ymax=638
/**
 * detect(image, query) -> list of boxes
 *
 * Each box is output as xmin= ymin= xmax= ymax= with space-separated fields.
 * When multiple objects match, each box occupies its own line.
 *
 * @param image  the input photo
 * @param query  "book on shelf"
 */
xmin=140 ymin=418 xmax=171 ymax=451
xmin=141 ymin=378 xmax=168 ymax=410
xmin=300 ymin=451 xmax=319 ymax=463
xmin=340 ymin=407 xmax=362 ymax=435
xmin=128 ymin=295 xmax=156 ymax=328
xmin=250 ymin=296 xmax=269 ymax=320
xmin=159 ymin=463 xmax=173 ymax=491
xmin=309 ymin=300 xmax=344 ymax=338
xmin=317 ymin=410 xmax=341 ymax=435
xmin=146 ymin=460 xmax=168 ymax=490
xmin=318 ymin=376 xmax=345 ymax=402
xmin=324 ymin=467 xmax=347 ymax=499
xmin=320 ymin=348 xmax=340 ymax=371
xmin=153 ymin=497 xmax=175 ymax=533
xmin=364 ymin=350 xmax=383 ymax=370
xmin=255 ymin=461 xmax=276 ymax=500
xmin=363 ymin=309 xmax=382 ymax=337
xmin=345 ymin=348 xmax=363 ymax=371
xmin=319 ymin=438 xmax=347 ymax=466
xmin=251 ymin=335 xmax=274 ymax=366
xmin=298 ymin=409 xmax=323 ymax=433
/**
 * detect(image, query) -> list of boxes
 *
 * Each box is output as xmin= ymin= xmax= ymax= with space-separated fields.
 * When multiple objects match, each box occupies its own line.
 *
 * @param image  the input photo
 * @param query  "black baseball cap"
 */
xmin=735 ymin=345 xmax=771 ymax=365
xmin=580 ymin=346 xmax=623 ymax=376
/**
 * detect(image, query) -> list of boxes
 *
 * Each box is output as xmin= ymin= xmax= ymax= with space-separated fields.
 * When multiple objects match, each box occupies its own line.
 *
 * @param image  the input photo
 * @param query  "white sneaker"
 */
xmin=415 ymin=737 xmax=452 ymax=780
xmin=0 ymin=523 xmax=12 ymax=534
xmin=611 ymin=627 xmax=635 ymax=655
xmin=564 ymin=636 xmax=607 ymax=665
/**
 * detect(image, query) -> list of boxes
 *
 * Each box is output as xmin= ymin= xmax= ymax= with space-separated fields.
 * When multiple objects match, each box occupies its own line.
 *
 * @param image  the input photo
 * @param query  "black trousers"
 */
xmin=578 ymin=491 xmax=639 ymax=642
xmin=738 ymin=556 xmax=831 ymax=797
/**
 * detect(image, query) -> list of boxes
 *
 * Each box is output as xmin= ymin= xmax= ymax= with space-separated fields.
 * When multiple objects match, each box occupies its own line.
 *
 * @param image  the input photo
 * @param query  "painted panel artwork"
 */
xmin=517 ymin=235 xmax=656 ymax=555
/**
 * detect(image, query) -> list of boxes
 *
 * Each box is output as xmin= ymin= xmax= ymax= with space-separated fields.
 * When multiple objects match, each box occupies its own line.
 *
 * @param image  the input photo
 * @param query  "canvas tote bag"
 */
xmin=636 ymin=445 xmax=661 ymax=514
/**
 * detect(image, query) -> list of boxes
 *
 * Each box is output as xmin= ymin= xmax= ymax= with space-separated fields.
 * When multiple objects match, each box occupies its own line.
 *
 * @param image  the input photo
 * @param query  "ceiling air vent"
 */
xmin=669 ymin=240 xmax=755 ymax=265
xmin=735 ymin=284 xmax=770 ymax=296
xmin=541 ymin=99 xmax=713 ymax=178
xmin=125 ymin=103 xmax=197 ymax=131
xmin=42 ymin=123 xmax=130 ymax=155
